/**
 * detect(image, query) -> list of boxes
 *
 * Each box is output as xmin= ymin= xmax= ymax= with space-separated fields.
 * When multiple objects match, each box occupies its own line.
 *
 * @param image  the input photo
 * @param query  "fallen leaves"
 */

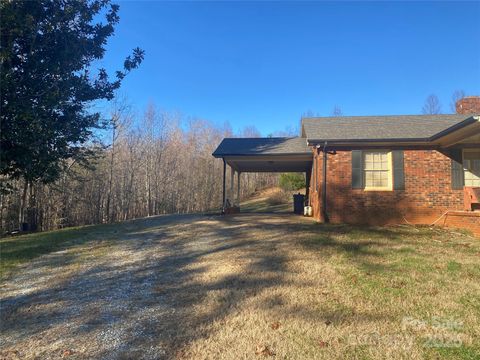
xmin=317 ymin=340 xmax=329 ymax=348
xmin=270 ymin=321 xmax=281 ymax=330
xmin=62 ymin=349 xmax=74 ymax=357
xmin=255 ymin=344 xmax=275 ymax=357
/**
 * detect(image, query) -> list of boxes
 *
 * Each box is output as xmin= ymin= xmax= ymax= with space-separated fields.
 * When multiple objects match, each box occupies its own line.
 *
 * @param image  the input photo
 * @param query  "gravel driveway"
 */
xmin=0 ymin=214 xmax=316 ymax=360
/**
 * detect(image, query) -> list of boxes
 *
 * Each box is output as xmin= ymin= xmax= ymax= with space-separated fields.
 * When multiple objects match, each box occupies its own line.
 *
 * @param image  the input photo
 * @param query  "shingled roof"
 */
xmin=212 ymin=137 xmax=310 ymax=157
xmin=302 ymin=114 xmax=476 ymax=143
xmin=212 ymin=114 xmax=479 ymax=158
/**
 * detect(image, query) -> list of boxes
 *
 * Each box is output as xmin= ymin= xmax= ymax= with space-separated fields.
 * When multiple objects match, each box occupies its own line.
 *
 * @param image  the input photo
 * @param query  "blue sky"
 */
xmin=99 ymin=1 xmax=480 ymax=135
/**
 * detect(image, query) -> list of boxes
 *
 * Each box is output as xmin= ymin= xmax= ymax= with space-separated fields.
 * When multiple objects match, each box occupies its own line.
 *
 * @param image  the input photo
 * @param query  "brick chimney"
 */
xmin=456 ymin=96 xmax=480 ymax=114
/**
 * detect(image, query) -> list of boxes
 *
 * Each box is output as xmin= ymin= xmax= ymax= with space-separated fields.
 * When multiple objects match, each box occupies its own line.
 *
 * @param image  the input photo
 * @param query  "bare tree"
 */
xmin=271 ymin=125 xmax=298 ymax=137
xmin=422 ymin=94 xmax=442 ymax=115
xmin=332 ymin=106 xmax=343 ymax=117
xmin=450 ymin=90 xmax=466 ymax=113
xmin=241 ymin=125 xmax=261 ymax=138
xmin=0 ymin=100 xmax=290 ymax=234
xmin=105 ymin=97 xmax=132 ymax=223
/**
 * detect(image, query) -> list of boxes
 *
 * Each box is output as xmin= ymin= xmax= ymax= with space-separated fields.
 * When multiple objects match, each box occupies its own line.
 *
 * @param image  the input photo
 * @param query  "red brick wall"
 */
xmin=456 ymin=96 xmax=480 ymax=114
xmin=309 ymin=149 xmax=465 ymax=225
xmin=443 ymin=211 xmax=480 ymax=236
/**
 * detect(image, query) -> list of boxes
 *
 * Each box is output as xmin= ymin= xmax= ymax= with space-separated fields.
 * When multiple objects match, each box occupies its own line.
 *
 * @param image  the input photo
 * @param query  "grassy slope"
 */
xmin=0 ymin=223 xmax=123 ymax=279
xmin=240 ymin=187 xmax=304 ymax=213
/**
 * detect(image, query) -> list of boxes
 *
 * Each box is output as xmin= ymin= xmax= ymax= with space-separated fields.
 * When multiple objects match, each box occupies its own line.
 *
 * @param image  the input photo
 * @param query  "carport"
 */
xmin=212 ymin=137 xmax=313 ymax=213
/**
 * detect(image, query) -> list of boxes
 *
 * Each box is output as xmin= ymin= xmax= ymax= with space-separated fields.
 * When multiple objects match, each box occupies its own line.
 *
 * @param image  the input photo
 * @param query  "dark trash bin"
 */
xmin=293 ymin=193 xmax=305 ymax=215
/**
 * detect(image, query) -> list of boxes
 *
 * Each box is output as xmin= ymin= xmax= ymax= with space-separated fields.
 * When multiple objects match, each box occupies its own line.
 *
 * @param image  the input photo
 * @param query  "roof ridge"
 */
xmin=302 ymin=114 xmax=466 ymax=120
xmin=223 ymin=136 xmax=301 ymax=140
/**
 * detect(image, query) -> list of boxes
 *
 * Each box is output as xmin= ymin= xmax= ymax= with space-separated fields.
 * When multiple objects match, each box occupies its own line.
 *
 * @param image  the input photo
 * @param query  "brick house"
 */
xmin=213 ymin=97 xmax=480 ymax=234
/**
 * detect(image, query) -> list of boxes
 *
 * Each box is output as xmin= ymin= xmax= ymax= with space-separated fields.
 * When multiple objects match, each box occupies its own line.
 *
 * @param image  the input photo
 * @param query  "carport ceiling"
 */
xmin=224 ymin=155 xmax=313 ymax=173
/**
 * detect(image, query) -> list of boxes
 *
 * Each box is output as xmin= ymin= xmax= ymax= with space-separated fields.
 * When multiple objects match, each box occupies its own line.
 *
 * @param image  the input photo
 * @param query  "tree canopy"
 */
xmin=0 ymin=0 xmax=144 ymax=183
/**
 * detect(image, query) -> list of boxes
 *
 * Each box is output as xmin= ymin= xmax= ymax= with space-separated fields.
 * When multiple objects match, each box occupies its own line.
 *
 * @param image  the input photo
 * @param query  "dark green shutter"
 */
xmin=352 ymin=150 xmax=363 ymax=189
xmin=450 ymin=149 xmax=464 ymax=190
xmin=392 ymin=150 xmax=405 ymax=190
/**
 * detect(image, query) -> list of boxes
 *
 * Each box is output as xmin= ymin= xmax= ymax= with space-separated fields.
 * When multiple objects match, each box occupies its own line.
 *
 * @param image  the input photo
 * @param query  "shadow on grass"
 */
xmin=240 ymin=200 xmax=292 ymax=214
xmin=0 ymin=213 xmax=475 ymax=359
xmin=0 ymin=214 xmax=298 ymax=358
xmin=300 ymin=222 xmax=443 ymax=276
xmin=0 ymin=215 xmax=193 ymax=279
xmin=0 ymin=225 xmax=110 ymax=279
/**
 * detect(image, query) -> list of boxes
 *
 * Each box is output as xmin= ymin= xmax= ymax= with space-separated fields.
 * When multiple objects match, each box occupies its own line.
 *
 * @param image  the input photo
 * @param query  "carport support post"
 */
xmin=305 ymin=168 xmax=311 ymax=206
xmin=237 ymin=172 xmax=241 ymax=207
xmin=230 ymin=166 xmax=235 ymax=206
xmin=222 ymin=158 xmax=226 ymax=213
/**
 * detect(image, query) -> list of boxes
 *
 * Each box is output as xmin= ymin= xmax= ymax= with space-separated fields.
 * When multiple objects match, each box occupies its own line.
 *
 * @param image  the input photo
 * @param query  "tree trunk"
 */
xmin=18 ymin=179 xmax=28 ymax=230
xmin=106 ymin=125 xmax=116 ymax=223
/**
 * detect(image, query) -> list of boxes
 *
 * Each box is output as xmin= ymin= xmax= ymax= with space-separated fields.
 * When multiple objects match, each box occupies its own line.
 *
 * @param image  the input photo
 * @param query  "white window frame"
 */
xmin=463 ymin=149 xmax=480 ymax=187
xmin=362 ymin=150 xmax=393 ymax=191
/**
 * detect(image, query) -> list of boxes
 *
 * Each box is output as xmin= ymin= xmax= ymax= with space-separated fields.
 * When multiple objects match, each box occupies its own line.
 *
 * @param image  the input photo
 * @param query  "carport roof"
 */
xmin=212 ymin=137 xmax=312 ymax=173
xmin=212 ymin=137 xmax=310 ymax=157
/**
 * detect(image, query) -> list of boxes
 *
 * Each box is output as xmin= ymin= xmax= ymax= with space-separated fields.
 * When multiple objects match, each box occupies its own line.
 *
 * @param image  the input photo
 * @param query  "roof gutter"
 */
xmin=212 ymin=152 xmax=312 ymax=158
xmin=429 ymin=116 xmax=478 ymax=141
xmin=307 ymin=138 xmax=430 ymax=146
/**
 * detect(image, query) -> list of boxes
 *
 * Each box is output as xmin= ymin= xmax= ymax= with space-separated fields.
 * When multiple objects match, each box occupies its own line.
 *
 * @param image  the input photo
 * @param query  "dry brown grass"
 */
xmin=1 ymin=214 xmax=479 ymax=359
xmin=265 ymin=188 xmax=289 ymax=205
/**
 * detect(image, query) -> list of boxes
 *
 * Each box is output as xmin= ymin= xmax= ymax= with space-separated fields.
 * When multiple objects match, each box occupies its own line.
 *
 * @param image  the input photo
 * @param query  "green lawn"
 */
xmin=0 ymin=223 xmax=121 ymax=279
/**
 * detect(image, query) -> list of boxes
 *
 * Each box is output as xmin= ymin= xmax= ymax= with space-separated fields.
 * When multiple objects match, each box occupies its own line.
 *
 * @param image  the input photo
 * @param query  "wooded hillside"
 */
xmin=0 ymin=102 xmax=280 ymax=233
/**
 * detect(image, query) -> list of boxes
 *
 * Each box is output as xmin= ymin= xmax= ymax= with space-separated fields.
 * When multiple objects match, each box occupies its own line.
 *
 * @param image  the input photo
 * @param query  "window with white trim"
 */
xmin=464 ymin=150 xmax=480 ymax=187
xmin=363 ymin=151 xmax=392 ymax=190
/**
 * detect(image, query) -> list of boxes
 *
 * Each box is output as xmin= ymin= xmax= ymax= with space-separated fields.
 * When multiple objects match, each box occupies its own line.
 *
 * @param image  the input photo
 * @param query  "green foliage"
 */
xmin=0 ymin=0 xmax=144 ymax=183
xmin=279 ymin=173 xmax=305 ymax=191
